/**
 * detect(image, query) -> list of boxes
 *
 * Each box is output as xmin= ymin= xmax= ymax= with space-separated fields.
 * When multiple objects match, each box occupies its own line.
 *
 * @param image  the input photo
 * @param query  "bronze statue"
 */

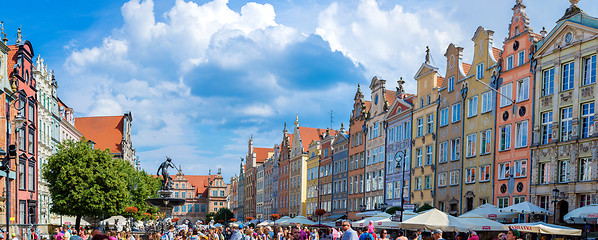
xmin=157 ymin=157 xmax=177 ymax=190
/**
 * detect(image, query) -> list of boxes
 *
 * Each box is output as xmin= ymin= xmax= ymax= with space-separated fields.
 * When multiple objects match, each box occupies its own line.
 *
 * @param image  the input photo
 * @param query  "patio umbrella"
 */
xmin=352 ymin=212 xmax=392 ymax=228
xmin=257 ymin=220 xmax=272 ymax=226
xmin=288 ymin=216 xmax=316 ymax=226
xmin=458 ymin=213 xmax=504 ymax=231
xmin=504 ymin=222 xmax=581 ymax=236
xmin=564 ymin=204 xmax=598 ymax=224
xmin=372 ymin=218 xmax=401 ymax=229
xmin=499 ymin=201 xmax=551 ymax=215
xmin=276 ymin=216 xmax=293 ymax=226
xmin=463 ymin=203 xmax=518 ymax=220
xmin=399 ymin=209 xmax=470 ymax=232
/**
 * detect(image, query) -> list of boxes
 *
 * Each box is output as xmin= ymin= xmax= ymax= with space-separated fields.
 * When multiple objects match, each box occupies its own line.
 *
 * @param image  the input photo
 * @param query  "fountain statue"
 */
xmin=146 ymin=157 xmax=186 ymax=232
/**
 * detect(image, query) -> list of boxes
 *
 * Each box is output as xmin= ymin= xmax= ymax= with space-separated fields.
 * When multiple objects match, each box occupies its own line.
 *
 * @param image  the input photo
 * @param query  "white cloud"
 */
xmin=316 ymin=0 xmax=463 ymax=92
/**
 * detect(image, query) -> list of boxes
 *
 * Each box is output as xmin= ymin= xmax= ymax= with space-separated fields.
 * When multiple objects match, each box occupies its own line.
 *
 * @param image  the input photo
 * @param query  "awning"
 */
xmin=356 ymin=211 xmax=384 ymax=218
xmin=504 ymin=222 xmax=582 ymax=236
xmin=322 ymin=214 xmax=346 ymax=222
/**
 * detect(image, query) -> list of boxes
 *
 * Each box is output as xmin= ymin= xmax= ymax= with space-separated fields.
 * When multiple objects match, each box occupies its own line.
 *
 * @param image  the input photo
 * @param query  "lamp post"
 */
xmin=0 ymin=83 xmax=26 ymax=238
xmin=552 ymin=188 xmax=560 ymax=224
xmin=395 ymin=150 xmax=406 ymax=222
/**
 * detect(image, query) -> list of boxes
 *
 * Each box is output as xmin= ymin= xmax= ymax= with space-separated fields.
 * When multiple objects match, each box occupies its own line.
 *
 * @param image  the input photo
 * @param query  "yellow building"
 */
xmin=530 ymin=1 xmax=598 ymax=223
xmin=306 ymin=140 xmax=321 ymax=218
xmin=461 ymin=26 xmax=501 ymax=213
xmin=411 ymin=48 xmax=443 ymax=208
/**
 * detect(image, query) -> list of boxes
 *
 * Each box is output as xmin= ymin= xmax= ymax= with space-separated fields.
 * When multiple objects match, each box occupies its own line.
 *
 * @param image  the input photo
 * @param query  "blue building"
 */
xmin=330 ymin=125 xmax=349 ymax=220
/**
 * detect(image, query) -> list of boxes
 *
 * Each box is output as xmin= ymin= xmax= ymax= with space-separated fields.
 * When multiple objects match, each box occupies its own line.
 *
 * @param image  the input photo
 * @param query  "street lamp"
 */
xmin=552 ymin=188 xmax=560 ymax=223
xmin=395 ymin=150 xmax=406 ymax=222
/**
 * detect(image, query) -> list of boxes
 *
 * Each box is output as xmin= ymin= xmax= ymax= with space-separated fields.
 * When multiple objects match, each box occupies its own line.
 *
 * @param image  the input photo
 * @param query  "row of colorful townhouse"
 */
xmin=230 ymin=0 xmax=598 ymax=225
xmin=0 ymin=26 xmax=135 ymax=236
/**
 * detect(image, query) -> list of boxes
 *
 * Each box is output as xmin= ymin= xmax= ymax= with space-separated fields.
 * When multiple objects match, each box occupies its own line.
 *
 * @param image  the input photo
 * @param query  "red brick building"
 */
xmin=171 ymin=170 xmax=229 ymax=223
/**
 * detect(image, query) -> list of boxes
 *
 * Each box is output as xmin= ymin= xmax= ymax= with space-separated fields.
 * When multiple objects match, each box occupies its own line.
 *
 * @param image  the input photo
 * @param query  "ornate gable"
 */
xmin=535 ymin=21 xmax=598 ymax=57
xmin=506 ymin=0 xmax=532 ymax=41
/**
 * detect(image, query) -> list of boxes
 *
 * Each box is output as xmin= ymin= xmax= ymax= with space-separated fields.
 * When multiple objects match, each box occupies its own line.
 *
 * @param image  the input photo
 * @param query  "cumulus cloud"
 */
xmin=316 ymin=0 xmax=463 ymax=92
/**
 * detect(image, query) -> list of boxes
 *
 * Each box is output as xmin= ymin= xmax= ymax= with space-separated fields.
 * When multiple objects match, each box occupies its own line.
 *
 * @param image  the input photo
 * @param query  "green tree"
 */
xmin=385 ymin=206 xmax=404 ymax=215
xmin=205 ymin=212 xmax=215 ymax=223
xmin=120 ymin=161 xmax=161 ymax=220
xmin=43 ymin=139 xmax=130 ymax=230
xmin=213 ymin=208 xmax=234 ymax=223
xmin=416 ymin=203 xmax=433 ymax=213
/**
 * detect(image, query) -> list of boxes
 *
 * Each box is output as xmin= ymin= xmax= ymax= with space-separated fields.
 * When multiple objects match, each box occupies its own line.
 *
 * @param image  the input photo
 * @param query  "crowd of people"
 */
xmin=144 ymin=221 xmax=525 ymax=240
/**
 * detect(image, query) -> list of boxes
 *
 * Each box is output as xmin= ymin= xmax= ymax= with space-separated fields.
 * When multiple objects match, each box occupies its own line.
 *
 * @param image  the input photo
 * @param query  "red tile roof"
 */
xmin=385 ymin=90 xmax=397 ymax=107
xmin=254 ymin=147 xmax=274 ymax=164
xmin=297 ymin=127 xmax=337 ymax=152
xmin=75 ymin=116 xmax=124 ymax=153
xmin=436 ymin=76 xmax=445 ymax=88
xmin=492 ymin=47 xmax=502 ymax=62
xmin=462 ymin=63 xmax=472 ymax=76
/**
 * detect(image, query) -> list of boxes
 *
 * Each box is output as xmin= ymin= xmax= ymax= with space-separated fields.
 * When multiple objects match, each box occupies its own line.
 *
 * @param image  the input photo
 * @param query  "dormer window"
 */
xmin=375 ymin=94 xmax=379 ymax=105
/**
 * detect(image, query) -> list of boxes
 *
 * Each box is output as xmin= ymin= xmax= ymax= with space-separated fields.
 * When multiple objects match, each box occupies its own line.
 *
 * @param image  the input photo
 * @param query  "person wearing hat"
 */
xmin=432 ymin=230 xmax=444 ymax=240
xmin=506 ymin=228 xmax=522 ymax=240
xmin=467 ymin=231 xmax=478 ymax=240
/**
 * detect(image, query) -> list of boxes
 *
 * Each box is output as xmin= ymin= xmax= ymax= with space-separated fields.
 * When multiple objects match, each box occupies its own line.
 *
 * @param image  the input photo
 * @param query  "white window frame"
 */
xmin=479 ymin=165 xmax=490 ymax=182
xmin=438 ymin=172 xmax=447 ymax=187
xmin=481 ymin=91 xmax=492 ymax=113
xmin=581 ymin=102 xmax=594 ymax=139
xmin=416 ymin=148 xmax=423 ymax=167
xmin=559 ymin=160 xmax=570 ymax=183
xmin=579 ymin=158 xmax=591 ymax=181
xmin=500 ymin=83 xmax=513 ymax=108
xmin=542 ymin=68 xmax=554 ymax=96
xmin=516 ymin=77 xmax=529 ymax=102
xmin=561 ymin=107 xmax=573 ymax=142
xmin=466 ymin=133 xmax=477 ymax=157
xmin=451 ymin=138 xmax=460 ymax=161
xmin=583 ymin=55 xmax=596 ymax=86
xmin=440 ymin=107 xmax=449 ymax=126
xmin=515 ymin=121 xmax=528 ymax=148
xmin=452 ymin=102 xmax=461 ymax=123
xmin=562 ymin=62 xmax=575 ymax=91
xmin=499 ymin=125 xmax=511 ymax=151
xmin=518 ymin=50 xmax=525 ymax=66
xmin=468 ymin=96 xmax=478 ymax=117
xmin=477 ymin=62 xmax=484 ymax=79
xmin=449 ymin=170 xmax=459 ymax=186
xmin=480 ymin=129 xmax=491 ymax=155
xmin=448 ymin=76 xmax=455 ymax=92
xmin=539 ymin=162 xmax=550 ymax=184
xmin=514 ymin=159 xmax=527 ymax=178
xmin=426 ymin=114 xmax=434 ymax=134
xmin=541 ymin=112 xmax=553 ymax=144
xmin=425 ymin=145 xmax=433 ymax=165
xmin=417 ymin=118 xmax=424 ymax=137
xmin=465 ymin=167 xmax=476 ymax=184
xmin=507 ymin=55 xmax=514 ymax=70
xmin=439 ymin=141 xmax=448 ymax=163
xmin=499 ymin=162 xmax=510 ymax=180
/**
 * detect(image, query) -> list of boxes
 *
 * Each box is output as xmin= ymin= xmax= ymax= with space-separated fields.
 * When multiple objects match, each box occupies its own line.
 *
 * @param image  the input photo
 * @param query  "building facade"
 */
xmin=75 ymin=112 xmax=135 ymax=163
xmin=348 ymin=85 xmax=368 ymax=220
xmin=306 ymin=140 xmax=320 ymax=218
xmin=318 ymin=132 xmax=334 ymax=216
xmin=495 ymin=0 xmax=538 ymax=215
xmin=364 ymin=77 xmax=395 ymax=211
xmin=411 ymin=49 xmax=442 ymax=209
xmin=530 ymin=1 xmax=598 ymax=224
xmin=278 ymin=126 xmax=292 ymax=217
xmin=331 ymin=126 xmax=349 ymax=219
xmin=171 ymin=170 xmax=229 ymax=223
xmin=384 ymin=84 xmax=414 ymax=209
xmin=256 ymin=163 xmax=264 ymax=220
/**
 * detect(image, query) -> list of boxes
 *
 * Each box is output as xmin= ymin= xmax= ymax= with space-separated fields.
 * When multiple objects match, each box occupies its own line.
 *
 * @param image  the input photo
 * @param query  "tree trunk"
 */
xmin=76 ymin=215 xmax=82 ymax=233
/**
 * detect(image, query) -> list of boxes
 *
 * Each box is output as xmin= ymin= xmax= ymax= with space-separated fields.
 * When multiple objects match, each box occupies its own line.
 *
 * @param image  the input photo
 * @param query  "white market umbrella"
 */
xmin=399 ymin=209 xmax=470 ymax=232
xmin=500 ymin=201 xmax=551 ymax=215
xmin=288 ymin=216 xmax=316 ymax=226
xmin=463 ymin=203 xmax=518 ymax=220
xmin=352 ymin=212 xmax=392 ymax=228
xmin=214 ymin=223 xmax=224 ymax=227
xmin=100 ymin=215 xmax=127 ymax=225
xmin=319 ymin=222 xmax=336 ymax=227
xmin=372 ymin=218 xmax=401 ymax=229
xmin=458 ymin=213 xmax=504 ymax=231
xmin=564 ymin=204 xmax=598 ymax=224
xmin=504 ymin=222 xmax=581 ymax=236
xmin=257 ymin=220 xmax=272 ymax=226
xmin=50 ymin=216 xmax=91 ymax=226
xmin=276 ymin=216 xmax=294 ymax=226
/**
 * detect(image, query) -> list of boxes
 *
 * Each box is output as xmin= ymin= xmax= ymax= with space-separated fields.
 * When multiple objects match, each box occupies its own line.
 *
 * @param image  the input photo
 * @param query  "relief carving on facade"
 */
xmin=560 ymin=91 xmax=572 ymax=103
xmin=581 ymin=86 xmax=594 ymax=99
xmin=580 ymin=142 xmax=592 ymax=154
xmin=541 ymin=96 xmax=552 ymax=108
xmin=559 ymin=145 xmax=570 ymax=157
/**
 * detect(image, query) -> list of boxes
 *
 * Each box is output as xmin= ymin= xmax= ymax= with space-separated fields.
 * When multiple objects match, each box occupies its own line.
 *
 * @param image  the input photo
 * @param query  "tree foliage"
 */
xmin=416 ymin=203 xmax=433 ymax=213
xmin=121 ymin=163 xmax=161 ymax=220
xmin=213 ymin=208 xmax=234 ymax=223
xmin=385 ymin=206 xmax=404 ymax=215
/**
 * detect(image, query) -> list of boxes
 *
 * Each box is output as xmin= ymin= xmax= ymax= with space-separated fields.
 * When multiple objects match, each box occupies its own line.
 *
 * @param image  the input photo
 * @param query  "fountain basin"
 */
xmin=145 ymin=198 xmax=186 ymax=208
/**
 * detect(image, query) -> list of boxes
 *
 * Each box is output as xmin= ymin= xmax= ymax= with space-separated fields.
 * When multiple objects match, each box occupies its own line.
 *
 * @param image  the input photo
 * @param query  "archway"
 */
xmin=558 ymin=200 xmax=569 ymax=223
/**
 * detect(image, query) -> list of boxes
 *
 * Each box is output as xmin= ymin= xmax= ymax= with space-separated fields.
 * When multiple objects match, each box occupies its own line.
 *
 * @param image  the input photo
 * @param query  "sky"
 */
xmin=0 ymin=0 xmax=595 ymax=182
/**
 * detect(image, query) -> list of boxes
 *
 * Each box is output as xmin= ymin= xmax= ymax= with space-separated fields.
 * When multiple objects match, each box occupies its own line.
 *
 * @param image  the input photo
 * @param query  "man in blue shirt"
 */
xmin=340 ymin=221 xmax=358 ymax=240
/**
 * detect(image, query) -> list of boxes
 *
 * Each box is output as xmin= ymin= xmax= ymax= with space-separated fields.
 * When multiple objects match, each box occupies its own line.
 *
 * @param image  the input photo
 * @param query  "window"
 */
xmin=479 ymin=165 xmax=490 ymax=182
xmin=499 ymin=125 xmax=511 ymax=151
xmin=19 ymin=161 xmax=25 ymax=189
xmin=373 ymin=122 xmax=379 ymax=138
xmin=393 ymin=181 xmax=400 ymax=199
xmin=378 ymin=169 xmax=383 ymax=190
xmin=28 ymin=129 xmax=34 ymax=154
xmin=19 ymin=201 xmax=26 ymax=224
xmin=480 ymin=130 xmax=491 ymax=154
xmin=518 ymin=50 xmax=525 ymax=66
xmin=477 ymin=62 xmax=484 ymax=79
xmin=220 ymin=190 xmax=225 ymax=196
xmin=515 ymin=121 xmax=528 ymax=148
xmin=386 ymin=182 xmax=392 ymax=199
xmin=465 ymin=168 xmax=476 ymax=184
xmin=498 ymin=162 xmax=510 ymax=180
xmin=439 ymin=141 xmax=448 ymax=163
xmin=559 ymin=160 xmax=570 ymax=183
xmin=28 ymin=163 xmax=35 ymax=191
xmin=452 ymin=103 xmax=461 ymax=123
xmin=514 ymin=160 xmax=527 ymax=178
xmin=561 ymin=107 xmax=573 ymax=141
xmin=466 ymin=134 xmax=476 ymax=157
xmin=583 ymin=55 xmax=596 ymax=85
xmin=581 ymin=102 xmax=594 ymax=138
xmin=424 ymin=176 xmax=432 ymax=189
xmin=579 ymin=158 xmax=591 ymax=181
xmin=427 ymin=95 xmax=431 ymax=105
xmin=324 ymin=149 xmax=329 ymax=157
xmin=426 ymin=114 xmax=434 ymax=134
xmin=517 ymin=78 xmax=529 ymax=102
xmin=438 ymin=172 xmax=447 ymax=187
xmin=539 ymin=162 xmax=550 ymax=184
xmin=415 ymin=177 xmax=422 ymax=190
xmin=451 ymin=139 xmax=461 ymax=161
xmin=500 ymin=83 xmax=512 ymax=107
xmin=498 ymin=197 xmax=509 ymax=208
xmin=417 ymin=118 xmax=424 ymax=137
xmin=506 ymin=55 xmax=514 ymax=70
xmin=562 ymin=62 xmax=575 ymax=91
xmin=481 ymin=91 xmax=493 ymax=113
xmin=440 ymin=108 xmax=449 ymax=126
xmin=448 ymin=76 xmax=455 ymax=92
xmin=468 ymin=96 xmax=478 ymax=117
xmin=539 ymin=196 xmax=550 ymax=210
xmin=580 ymin=195 xmax=592 ymax=207
xmin=416 ymin=148 xmax=423 ymax=167
xmin=541 ymin=112 xmax=553 ymax=144
xmin=449 ymin=170 xmax=459 ymax=186
xmin=28 ymin=102 xmax=34 ymax=122
xmin=18 ymin=127 xmax=25 ymax=151
xmin=542 ymin=68 xmax=555 ymax=96
xmin=425 ymin=145 xmax=433 ymax=165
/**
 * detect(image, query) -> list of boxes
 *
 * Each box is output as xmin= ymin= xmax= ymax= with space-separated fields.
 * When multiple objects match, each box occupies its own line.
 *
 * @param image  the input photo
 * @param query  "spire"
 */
xmin=283 ymin=122 xmax=288 ymax=134
xmin=294 ymin=115 xmax=299 ymax=128
xmin=425 ymin=46 xmax=431 ymax=64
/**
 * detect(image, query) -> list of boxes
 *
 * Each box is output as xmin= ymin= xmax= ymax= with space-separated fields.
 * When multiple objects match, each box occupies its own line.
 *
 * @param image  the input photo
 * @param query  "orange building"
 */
xmin=74 ymin=113 xmax=135 ymax=164
xmin=171 ymin=169 xmax=229 ymax=223
xmin=347 ymin=85 xmax=369 ymax=220
xmin=494 ymin=0 xmax=540 ymax=214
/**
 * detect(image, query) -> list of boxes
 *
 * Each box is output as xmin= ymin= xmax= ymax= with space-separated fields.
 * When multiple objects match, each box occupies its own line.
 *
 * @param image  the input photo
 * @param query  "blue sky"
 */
xmin=0 ymin=0 xmax=594 ymax=181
